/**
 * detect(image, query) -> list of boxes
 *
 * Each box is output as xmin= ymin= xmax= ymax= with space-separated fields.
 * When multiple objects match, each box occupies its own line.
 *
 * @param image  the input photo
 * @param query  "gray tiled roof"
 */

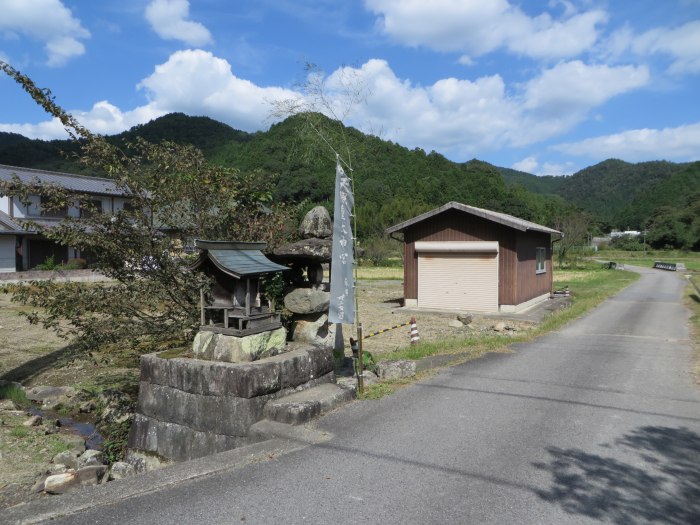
xmin=386 ymin=201 xmax=561 ymax=236
xmin=0 ymin=210 xmax=26 ymax=234
xmin=0 ymin=164 xmax=126 ymax=196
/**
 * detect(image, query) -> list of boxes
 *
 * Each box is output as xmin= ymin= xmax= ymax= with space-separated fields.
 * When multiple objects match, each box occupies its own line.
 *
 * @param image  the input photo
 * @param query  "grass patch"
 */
xmin=0 ymin=383 xmax=28 ymax=407
xmin=8 ymin=427 xmax=30 ymax=439
xmin=598 ymin=249 xmax=700 ymax=271
xmin=685 ymin=275 xmax=700 ymax=384
xmin=365 ymin=267 xmax=639 ymax=399
xmin=356 ymin=266 xmax=403 ymax=280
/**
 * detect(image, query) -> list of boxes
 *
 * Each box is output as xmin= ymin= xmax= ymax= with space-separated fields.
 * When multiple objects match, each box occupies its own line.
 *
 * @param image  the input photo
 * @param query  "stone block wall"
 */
xmin=128 ymin=344 xmax=335 ymax=463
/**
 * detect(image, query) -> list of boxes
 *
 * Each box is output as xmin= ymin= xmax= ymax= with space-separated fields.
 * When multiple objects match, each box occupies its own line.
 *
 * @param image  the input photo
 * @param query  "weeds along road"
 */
xmin=45 ymin=267 xmax=700 ymax=524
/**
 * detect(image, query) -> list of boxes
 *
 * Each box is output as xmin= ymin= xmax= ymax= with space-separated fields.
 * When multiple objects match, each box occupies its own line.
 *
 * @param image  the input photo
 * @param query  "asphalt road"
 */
xmin=51 ymin=267 xmax=700 ymax=524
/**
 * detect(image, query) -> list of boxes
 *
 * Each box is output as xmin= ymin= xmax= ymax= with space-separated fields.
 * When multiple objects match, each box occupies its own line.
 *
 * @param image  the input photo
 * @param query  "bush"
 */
xmin=35 ymin=255 xmax=58 ymax=271
xmin=611 ymin=235 xmax=645 ymax=251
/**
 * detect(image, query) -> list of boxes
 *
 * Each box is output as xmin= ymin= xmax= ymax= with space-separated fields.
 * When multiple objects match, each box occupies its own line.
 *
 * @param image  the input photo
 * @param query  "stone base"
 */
xmin=192 ymin=327 xmax=287 ymax=363
xmin=128 ymin=344 xmax=336 ymax=465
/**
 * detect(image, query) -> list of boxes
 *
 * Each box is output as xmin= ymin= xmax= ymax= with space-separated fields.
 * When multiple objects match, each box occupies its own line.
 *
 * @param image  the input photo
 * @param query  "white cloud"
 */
xmin=0 ymin=0 xmax=90 ymax=66
xmin=553 ymin=122 xmax=700 ymax=161
xmin=137 ymin=50 xmax=297 ymax=132
xmin=327 ymin=59 xmax=518 ymax=156
xmin=0 ymin=101 xmax=163 ymax=139
xmin=512 ymin=156 xmax=539 ymax=173
xmin=365 ymin=0 xmax=607 ymax=60
xmin=0 ymin=54 xmax=652 ymax=163
xmin=513 ymin=60 xmax=649 ymax=145
xmin=145 ymin=0 xmax=212 ymax=47
xmin=632 ymin=21 xmax=700 ymax=74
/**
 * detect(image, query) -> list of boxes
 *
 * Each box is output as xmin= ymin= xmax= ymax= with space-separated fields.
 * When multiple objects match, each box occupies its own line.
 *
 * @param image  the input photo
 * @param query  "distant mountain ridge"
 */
xmin=0 ymin=112 xmax=696 ymax=233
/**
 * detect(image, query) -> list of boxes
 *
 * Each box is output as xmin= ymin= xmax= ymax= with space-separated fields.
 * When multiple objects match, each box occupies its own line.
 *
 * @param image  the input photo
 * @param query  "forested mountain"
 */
xmin=0 ymin=113 xmax=695 ymax=241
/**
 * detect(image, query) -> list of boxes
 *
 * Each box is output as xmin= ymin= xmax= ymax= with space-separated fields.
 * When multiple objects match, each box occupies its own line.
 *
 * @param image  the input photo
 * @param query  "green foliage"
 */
xmin=610 ymin=235 xmax=645 ymax=251
xmin=360 ymin=236 xmax=402 ymax=266
xmin=101 ymin=419 xmax=132 ymax=465
xmin=36 ymin=255 xmax=58 ymax=271
xmin=261 ymin=273 xmax=286 ymax=311
xmin=0 ymin=62 xmax=297 ymax=353
xmin=0 ymin=383 xmax=28 ymax=406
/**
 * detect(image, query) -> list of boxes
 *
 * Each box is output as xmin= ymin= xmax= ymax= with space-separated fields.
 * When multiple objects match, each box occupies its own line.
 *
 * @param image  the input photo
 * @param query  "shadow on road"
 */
xmin=533 ymin=426 xmax=700 ymax=524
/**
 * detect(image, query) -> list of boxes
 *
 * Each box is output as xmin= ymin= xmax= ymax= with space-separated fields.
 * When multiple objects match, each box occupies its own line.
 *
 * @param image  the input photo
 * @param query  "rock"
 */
xmin=291 ymin=313 xmax=335 ymax=346
xmin=492 ymin=321 xmax=507 ymax=332
xmin=76 ymin=465 xmax=108 ymax=486
xmin=377 ymin=360 xmax=417 ymax=380
xmin=272 ymin=238 xmax=332 ymax=263
xmin=78 ymin=400 xmax=96 ymax=413
xmin=448 ymin=320 xmax=463 ymax=328
xmin=44 ymin=423 xmax=60 ymax=435
xmin=23 ymin=415 xmax=42 ymax=427
xmin=193 ymin=327 xmax=287 ymax=363
xmin=26 ymin=386 xmax=77 ymax=409
xmin=109 ymin=461 xmax=136 ymax=481
xmin=61 ymin=433 xmax=87 ymax=454
xmin=43 ymin=472 xmax=79 ymax=494
xmin=284 ymin=287 xmax=330 ymax=315
xmin=78 ymin=449 xmax=105 ymax=467
xmin=457 ymin=313 xmax=473 ymax=324
xmin=0 ymin=399 xmax=17 ymax=410
xmin=124 ymin=450 xmax=173 ymax=474
xmin=299 ymin=206 xmax=332 ymax=239
xmin=31 ymin=475 xmax=48 ymax=493
xmin=47 ymin=463 xmax=69 ymax=475
xmin=53 ymin=450 xmax=80 ymax=470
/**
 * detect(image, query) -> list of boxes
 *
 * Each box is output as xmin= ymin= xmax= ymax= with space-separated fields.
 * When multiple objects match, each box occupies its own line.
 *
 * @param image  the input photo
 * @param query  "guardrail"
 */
xmin=653 ymin=261 xmax=686 ymax=272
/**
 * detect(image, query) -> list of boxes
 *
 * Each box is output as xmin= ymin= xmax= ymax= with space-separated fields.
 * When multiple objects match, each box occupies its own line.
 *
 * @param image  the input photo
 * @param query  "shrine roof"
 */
xmin=190 ymin=240 xmax=288 ymax=278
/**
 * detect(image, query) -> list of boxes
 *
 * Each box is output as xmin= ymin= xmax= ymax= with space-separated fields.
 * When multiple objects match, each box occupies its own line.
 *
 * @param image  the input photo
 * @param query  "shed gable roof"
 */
xmin=0 ymin=164 xmax=126 ymax=197
xmin=386 ymin=201 xmax=561 ymax=236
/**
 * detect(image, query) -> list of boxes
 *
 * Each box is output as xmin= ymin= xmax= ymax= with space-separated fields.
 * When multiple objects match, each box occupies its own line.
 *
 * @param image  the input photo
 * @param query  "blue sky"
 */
xmin=1 ymin=0 xmax=699 ymax=175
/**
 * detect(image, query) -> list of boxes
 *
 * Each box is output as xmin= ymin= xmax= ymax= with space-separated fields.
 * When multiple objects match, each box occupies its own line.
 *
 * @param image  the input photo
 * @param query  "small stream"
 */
xmin=29 ymin=406 xmax=104 ymax=450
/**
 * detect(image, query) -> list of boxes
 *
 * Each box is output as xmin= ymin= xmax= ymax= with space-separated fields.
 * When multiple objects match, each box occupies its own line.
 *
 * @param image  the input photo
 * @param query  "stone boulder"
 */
xmin=457 ymin=313 xmax=473 ymax=325
xmin=284 ymin=287 xmax=330 ymax=315
xmin=26 ymin=385 xmax=77 ymax=409
xmin=109 ymin=461 xmax=136 ymax=480
xmin=300 ymin=206 xmax=332 ymax=239
xmin=53 ymin=450 xmax=80 ymax=470
xmin=78 ymin=449 xmax=105 ymax=468
xmin=377 ymin=360 xmax=417 ymax=380
xmin=273 ymin=238 xmax=332 ymax=263
xmin=291 ymin=313 xmax=335 ymax=347
xmin=193 ymin=327 xmax=287 ymax=363
xmin=448 ymin=320 xmax=463 ymax=328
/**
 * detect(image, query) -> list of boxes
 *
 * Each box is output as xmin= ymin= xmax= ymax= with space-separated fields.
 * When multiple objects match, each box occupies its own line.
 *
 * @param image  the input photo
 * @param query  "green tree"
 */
xmin=0 ymin=61 xmax=296 ymax=353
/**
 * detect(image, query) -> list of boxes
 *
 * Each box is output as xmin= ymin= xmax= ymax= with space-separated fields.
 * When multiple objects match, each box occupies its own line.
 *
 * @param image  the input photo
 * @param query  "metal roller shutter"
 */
xmin=418 ymin=251 xmax=499 ymax=312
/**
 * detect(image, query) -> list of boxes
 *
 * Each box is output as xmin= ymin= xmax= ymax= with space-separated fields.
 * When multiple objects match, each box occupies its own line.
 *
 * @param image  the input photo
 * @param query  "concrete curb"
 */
xmin=3 ymin=437 xmax=314 ymax=525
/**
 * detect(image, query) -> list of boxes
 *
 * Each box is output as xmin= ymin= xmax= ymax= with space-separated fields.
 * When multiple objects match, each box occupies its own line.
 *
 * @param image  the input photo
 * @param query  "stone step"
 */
xmin=263 ymin=383 xmax=355 ymax=425
xmin=247 ymin=420 xmax=332 ymax=444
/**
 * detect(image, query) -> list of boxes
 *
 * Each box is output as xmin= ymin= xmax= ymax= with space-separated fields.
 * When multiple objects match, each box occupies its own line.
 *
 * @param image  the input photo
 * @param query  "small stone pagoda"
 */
xmin=189 ymin=240 xmax=289 ymax=363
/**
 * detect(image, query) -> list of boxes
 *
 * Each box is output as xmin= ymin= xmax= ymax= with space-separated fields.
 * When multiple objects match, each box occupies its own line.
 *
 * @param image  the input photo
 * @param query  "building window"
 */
xmin=80 ymin=199 xmax=103 ymax=218
xmin=39 ymin=196 xmax=67 ymax=218
xmin=536 ymin=247 xmax=546 ymax=274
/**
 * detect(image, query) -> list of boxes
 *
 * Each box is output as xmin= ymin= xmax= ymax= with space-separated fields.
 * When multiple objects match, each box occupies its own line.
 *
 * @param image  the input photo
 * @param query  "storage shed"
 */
xmin=386 ymin=202 xmax=561 ymax=313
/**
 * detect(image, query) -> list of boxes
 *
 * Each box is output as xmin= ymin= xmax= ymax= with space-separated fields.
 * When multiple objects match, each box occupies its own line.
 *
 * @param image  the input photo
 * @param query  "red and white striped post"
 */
xmin=410 ymin=316 xmax=420 ymax=344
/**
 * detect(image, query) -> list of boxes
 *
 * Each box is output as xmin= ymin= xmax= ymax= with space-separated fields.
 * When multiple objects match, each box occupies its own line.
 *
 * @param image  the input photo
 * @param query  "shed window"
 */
xmin=536 ymin=247 xmax=546 ymax=274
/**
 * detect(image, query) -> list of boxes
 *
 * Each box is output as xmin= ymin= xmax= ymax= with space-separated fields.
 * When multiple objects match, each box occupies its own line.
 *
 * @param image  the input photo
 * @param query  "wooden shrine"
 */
xmin=190 ymin=240 xmax=288 ymax=336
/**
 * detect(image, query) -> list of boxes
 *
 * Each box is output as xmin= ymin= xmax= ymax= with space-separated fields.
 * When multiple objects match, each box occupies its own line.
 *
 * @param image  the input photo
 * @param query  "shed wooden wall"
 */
xmin=401 ymin=209 xmax=517 ymax=306
xmin=400 ymin=209 xmax=554 ymax=308
xmin=515 ymin=231 xmax=554 ymax=305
